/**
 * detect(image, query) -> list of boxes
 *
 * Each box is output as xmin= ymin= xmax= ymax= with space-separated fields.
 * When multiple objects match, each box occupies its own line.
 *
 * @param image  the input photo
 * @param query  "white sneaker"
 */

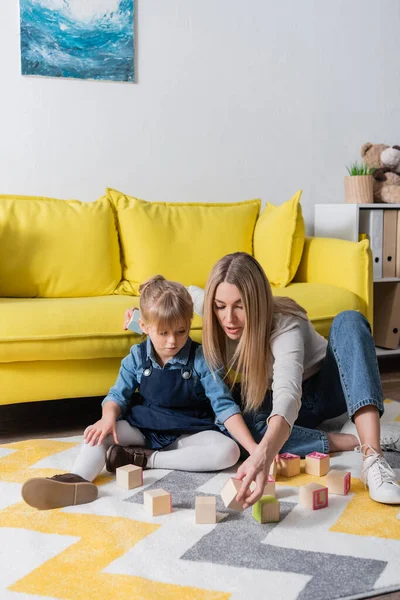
xmin=360 ymin=445 xmax=400 ymax=505
xmin=380 ymin=424 xmax=400 ymax=452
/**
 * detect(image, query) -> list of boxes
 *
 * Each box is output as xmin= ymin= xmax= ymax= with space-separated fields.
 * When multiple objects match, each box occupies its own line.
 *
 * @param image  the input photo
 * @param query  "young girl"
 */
xmin=22 ymin=276 xmax=258 ymax=511
xmin=199 ymin=252 xmax=400 ymax=508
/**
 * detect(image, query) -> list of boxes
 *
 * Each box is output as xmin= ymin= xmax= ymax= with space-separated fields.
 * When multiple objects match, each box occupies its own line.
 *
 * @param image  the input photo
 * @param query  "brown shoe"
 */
xmin=21 ymin=473 xmax=98 ymax=510
xmin=106 ymin=445 xmax=154 ymax=473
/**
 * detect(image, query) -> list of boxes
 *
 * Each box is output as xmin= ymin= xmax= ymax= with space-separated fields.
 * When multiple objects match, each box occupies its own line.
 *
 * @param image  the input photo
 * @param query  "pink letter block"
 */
xmin=305 ymin=452 xmax=330 ymax=477
xmin=300 ymin=482 xmax=329 ymax=510
xmin=278 ymin=453 xmax=301 ymax=478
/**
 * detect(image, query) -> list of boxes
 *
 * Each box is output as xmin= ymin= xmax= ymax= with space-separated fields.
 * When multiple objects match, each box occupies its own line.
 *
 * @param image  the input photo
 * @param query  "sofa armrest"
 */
xmin=293 ymin=236 xmax=373 ymax=325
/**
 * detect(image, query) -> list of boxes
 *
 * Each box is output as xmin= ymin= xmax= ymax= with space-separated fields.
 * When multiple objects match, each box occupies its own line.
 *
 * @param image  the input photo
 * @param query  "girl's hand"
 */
xmin=123 ymin=307 xmax=135 ymax=330
xmin=235 ymin=446 xmax=273 ymax=508
xmin=84 ymin=415 xmax=119 ymax=446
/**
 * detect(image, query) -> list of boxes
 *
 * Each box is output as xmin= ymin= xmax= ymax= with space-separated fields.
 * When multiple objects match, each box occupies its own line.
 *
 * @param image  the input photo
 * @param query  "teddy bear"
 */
xmin=361 ymin=142 xmax=400 ymax=204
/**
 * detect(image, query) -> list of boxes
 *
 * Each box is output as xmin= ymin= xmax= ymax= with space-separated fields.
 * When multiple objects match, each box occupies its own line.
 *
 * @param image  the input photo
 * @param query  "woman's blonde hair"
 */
xmin=202 ymin=252 xmax=307 ymax=412
xmin=139 ymin=275 xmax=193 ymax=331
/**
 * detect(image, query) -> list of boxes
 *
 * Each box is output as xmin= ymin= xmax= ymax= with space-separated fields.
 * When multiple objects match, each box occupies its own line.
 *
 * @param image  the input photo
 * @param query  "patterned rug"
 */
xmin=1 ymin=401 xmax=400 ymax=600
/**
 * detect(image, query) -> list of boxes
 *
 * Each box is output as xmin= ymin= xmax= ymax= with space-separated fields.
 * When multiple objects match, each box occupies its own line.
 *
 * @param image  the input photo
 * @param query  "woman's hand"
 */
xmin=123 ymin=307 xmax=135 ymax=330
xmin=84 ymin=415 xmax=119 ymax=446
xmin=235 ymin=447 xmax=276 ymax=508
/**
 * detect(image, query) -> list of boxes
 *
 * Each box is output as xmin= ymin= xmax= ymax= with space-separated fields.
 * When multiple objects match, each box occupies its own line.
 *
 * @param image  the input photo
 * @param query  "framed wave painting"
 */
xmin=20 ymin=0 xmax=134 ymax=82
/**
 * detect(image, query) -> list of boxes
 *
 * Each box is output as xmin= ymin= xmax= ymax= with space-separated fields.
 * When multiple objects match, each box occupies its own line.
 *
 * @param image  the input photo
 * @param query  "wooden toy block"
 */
xmin=220 ymin=478 xmax=244 ymax=511
xmin=278 ymin=453 xmax=301 ymax=478
xmin=250 ymin=475 xmax=276 ymax=497
xmin=305 ymin=452 xmax=330 ymax=476
xmin=252 ymin=495 xmax=280 ymax=524
xmin=326 ymin=470 xmax=351 ymax=495
xmin=143 ymin=488 xmax=172 ymax=516
xmin=195 ymin=496 xmax=217 ymax=524
xmin=299 ymin=482 xmax=328 ymax=510
xmin=116 ymin=465 xmax=143 ymax=490
xmin=269 ymin=460 xmax=278 ymax=478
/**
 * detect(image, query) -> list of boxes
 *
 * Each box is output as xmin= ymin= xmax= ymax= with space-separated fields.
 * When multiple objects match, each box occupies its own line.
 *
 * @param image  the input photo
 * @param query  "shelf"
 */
xmin=374 ymin=278 xmax=400 ymax=283
xmin=358 ymin=204 xmax=400 ymax=209
xmin=376 ymin=346 xmax=400 ymax=357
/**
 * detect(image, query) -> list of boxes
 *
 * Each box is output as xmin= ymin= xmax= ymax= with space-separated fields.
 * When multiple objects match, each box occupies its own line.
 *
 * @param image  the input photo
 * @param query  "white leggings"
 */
xmin=72 ymin=420 xmax=240 ymax=482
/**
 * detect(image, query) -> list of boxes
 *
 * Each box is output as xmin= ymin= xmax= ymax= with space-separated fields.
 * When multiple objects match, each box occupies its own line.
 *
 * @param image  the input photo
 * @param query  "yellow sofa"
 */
xmin=0 ymin=190 xmax=372 ymax=406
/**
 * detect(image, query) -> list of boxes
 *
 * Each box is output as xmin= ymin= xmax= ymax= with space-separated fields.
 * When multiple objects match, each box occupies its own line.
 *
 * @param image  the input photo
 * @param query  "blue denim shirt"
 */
xmin=102 ymin=337 xmax=241 ymax=429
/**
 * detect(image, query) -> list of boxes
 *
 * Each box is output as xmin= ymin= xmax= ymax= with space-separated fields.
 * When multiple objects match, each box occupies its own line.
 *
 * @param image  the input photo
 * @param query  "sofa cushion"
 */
xmin=254 ymin=191 xmax=305 ymax=288
xmin=272 ymin=282 xmax=362 ymax=338
xmin=107 ymin=188 xmax=261 ymax=295
xmin=0 ymin=296 xmax=203 ymax=363
xmin=0 ymin=194 xmax=121 ymax=298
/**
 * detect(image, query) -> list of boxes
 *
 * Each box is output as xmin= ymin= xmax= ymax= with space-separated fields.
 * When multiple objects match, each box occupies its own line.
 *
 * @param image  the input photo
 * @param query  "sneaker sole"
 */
xmin=21 ymin=478 xmax=98 ymax=510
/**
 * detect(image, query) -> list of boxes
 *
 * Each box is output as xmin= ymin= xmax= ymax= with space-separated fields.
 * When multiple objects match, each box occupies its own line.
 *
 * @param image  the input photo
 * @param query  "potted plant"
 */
xmin=344 ymin=162 xmax=375 ymax=204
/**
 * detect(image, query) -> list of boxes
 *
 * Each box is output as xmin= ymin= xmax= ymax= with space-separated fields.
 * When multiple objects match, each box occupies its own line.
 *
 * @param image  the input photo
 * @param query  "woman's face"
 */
xmin=213 ymin=282 xmax=245 ymax=340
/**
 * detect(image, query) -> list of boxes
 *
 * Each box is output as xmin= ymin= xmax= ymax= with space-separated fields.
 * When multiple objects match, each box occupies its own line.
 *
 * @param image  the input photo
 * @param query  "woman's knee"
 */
xmin=331 ymin=310 xmax=370 ymax=334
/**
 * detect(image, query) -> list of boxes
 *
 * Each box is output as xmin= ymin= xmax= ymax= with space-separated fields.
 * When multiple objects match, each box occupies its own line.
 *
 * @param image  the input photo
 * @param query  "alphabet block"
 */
xmin=195 ymin=496 xmax=217 ymax=524
xmin=305 ymin=452 xmax=330 ymax=476
xmin=278 ymin=453 xmax=301 ymax=478
xmin=116 ymin=465 xmax=143 ymax=490
xmin=252 ymin=495 xmax=280 ymax=524
xmin=143 ymin=488 xmax=172 ymax=516
xmin=300 ymin=482 xmax=328 ymax=510
xmin=326 ymin=470 xmax=351 ymax=495
xmin=220 ymin=478 xmax=244 ymax=511
xmin=269 ymin=459 xmax=278 ymax=479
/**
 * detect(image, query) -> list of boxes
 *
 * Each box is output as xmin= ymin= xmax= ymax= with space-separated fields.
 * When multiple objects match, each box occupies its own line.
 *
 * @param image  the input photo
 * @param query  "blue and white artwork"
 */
xmin=20 ymin=0 xmax=134 ymax=82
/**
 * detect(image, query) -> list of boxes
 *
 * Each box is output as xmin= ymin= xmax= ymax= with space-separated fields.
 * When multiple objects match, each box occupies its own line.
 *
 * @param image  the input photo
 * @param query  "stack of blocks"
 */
xmin=305 ymin=452 xmax=330 ymax=476
xmin=144 ymin=489 xmax=172 ymax=516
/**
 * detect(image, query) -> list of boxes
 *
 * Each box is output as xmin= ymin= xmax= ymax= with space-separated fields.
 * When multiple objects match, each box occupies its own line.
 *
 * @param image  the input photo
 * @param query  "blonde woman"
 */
xmin=22 ymin=275 xmax=262 ymax=511
xmin=199 ymin=252 xmax=400 ymax=508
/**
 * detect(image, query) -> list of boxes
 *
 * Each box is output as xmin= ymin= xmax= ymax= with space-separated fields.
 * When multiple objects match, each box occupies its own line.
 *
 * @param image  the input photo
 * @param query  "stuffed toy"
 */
xmin=361 ymin=142 xmax=400 ymax=203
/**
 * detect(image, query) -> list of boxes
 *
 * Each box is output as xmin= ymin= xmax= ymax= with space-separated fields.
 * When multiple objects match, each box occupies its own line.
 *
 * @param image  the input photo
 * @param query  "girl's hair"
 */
xmin=138 ymin=275 xmax=193 ymax=331
xmin=202 ymin=252 xmax=307 ymax=412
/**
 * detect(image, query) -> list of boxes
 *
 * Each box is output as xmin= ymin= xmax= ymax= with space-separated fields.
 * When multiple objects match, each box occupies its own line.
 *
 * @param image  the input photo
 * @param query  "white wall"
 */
xmin=1 ymin=0 xmax=400 ymax=232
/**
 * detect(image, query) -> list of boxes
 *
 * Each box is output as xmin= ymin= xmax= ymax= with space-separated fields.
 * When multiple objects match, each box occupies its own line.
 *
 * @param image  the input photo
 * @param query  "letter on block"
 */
xmin=300 ymin=482 xmax=328 ymax=510
xmin=220 ymin=478 xmax=244 ymax=511
xmin=326 ymin=470 xmax=351 ymax=495
xmin=195 ymin=496 xmax=217 ymax=524
xmin=305 ymin=452 xmax=330 ymax=476
xmin=252 ymin=495 xmax=280 ymax=524
xmin=278 ymin=453 xmax=300 ymax=478
xmin=116 ymin=465 xmax=143 ymax=490
xmin=143 ymin=489 xmax=172 ymax=516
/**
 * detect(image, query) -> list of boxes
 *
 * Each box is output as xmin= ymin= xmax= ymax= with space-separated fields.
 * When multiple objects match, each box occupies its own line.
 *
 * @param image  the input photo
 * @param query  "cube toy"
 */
xmin=300 ymin=482 xmax=328 ymax=510
xmin=116 ymin=465 xmax=143 ymax=490
xmin=305 ymin=452 xmax=330 ymax=477
xmin=143 ymin=489 xmax=172 ymax=516
xmin=278 ymin=453 xmax=301 ymax=478
xmin=220 ymin=478 xmax=244 ymax=511
xmin=252 ymin=495 xmax=280 ymax=524
xmin=195 ymin=496 xmax=217 ymax=524
xmin=269 ymin=460 xmax=278 ymax=479
xmin=326 ymin=470 xmax=351 ymax=495
xmin=250 ymin=475 xmax=275 ymax=497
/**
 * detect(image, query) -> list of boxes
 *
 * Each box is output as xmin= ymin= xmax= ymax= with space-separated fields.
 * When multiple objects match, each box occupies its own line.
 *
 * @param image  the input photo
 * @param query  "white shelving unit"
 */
xmin=314 ymin=203 xmax=400 ymax=358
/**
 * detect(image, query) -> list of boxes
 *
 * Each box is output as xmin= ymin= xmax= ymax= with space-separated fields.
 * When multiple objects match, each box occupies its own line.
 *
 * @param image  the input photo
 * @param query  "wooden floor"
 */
xmin=0 ymin=357 xmax=399 ymax=600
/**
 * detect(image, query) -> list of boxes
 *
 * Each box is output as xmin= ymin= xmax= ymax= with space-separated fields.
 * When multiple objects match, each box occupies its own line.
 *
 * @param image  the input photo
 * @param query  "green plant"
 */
xmin=346 ymin=162 xmax=376 ymax=176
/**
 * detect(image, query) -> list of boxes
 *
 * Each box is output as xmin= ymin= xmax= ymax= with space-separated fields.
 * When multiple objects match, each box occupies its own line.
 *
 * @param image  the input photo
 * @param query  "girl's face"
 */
xmin=140 ymin=319 xmax=190 ymax=365
xmin=213 ymin=282 xmax=245 ymax=341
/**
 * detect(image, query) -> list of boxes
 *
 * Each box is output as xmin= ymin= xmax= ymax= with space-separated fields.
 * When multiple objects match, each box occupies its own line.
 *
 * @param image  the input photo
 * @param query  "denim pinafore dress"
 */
xmin=127 ymin=340 xmax=218 ymax=449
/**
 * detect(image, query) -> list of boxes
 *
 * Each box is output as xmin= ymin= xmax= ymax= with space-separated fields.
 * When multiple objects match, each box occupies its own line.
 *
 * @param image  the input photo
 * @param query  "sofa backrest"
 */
xmin=0 ymin=194 xmax=121 ymax=298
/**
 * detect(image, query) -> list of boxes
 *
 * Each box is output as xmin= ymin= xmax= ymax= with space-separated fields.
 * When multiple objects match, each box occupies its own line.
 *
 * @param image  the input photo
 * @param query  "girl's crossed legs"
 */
xmin=73 ymin=420 xmax=240 ymax=482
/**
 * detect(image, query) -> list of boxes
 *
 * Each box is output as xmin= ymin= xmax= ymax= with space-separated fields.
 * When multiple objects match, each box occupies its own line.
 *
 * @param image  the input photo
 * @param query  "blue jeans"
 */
xmin=242 ymin=311 xmax=384 ymax=458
